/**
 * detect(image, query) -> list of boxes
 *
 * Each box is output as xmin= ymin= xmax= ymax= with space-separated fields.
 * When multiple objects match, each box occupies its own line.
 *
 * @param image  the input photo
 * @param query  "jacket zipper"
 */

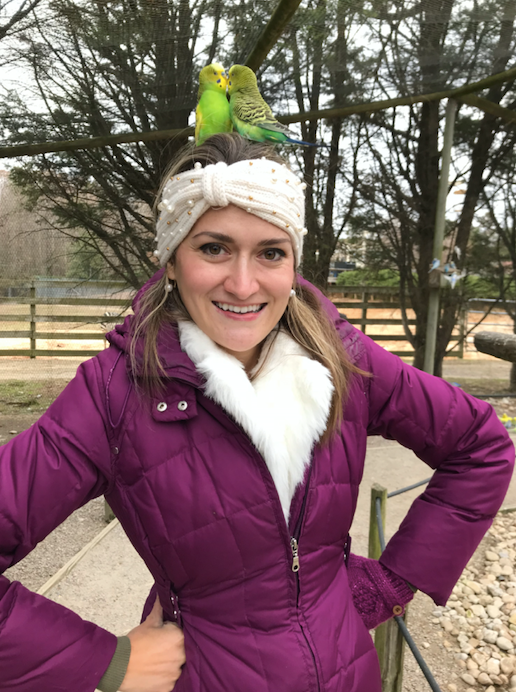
xmin=290 ymin=463 xmax=312 ymax=578
xmin=289 ymin=465 xmax=321 ymax=692
xmin=195 ymin=394 xmax=322 ymax=691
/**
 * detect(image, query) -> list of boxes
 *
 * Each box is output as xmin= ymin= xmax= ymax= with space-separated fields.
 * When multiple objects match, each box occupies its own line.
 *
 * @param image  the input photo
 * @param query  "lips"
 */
xmin=213 ymin=302 xmax=265 ymax=314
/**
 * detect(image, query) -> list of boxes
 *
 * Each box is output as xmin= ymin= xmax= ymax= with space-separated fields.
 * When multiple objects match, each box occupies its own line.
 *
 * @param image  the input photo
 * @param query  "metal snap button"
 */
xmin=177 ymin=400 xmax=188 ymax=411
xmin=157 ymin=402 xmax=167 ymax=412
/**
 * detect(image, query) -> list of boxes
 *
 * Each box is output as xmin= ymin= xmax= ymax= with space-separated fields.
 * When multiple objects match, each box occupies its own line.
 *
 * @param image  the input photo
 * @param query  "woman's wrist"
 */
xmin=97 ymin=636 xmax=131 ymax=692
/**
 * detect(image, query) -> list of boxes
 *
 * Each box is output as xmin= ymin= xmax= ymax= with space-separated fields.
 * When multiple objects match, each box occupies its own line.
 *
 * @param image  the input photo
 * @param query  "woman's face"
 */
xmin=167 ymin=204 xmax=295 ymax=371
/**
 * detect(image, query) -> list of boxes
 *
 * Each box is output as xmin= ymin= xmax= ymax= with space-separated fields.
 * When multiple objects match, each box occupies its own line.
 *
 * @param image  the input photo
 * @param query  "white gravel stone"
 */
xmin=497 ymin=636 xmax=513 ymax=651
xmin=440 ymin=617 xmax=454 ymax=632
xmin=472 ymin=652 xmax=488 ymax=666
xmin=461 ymin=672 xmax=476 ymax=685
xmin=471 ymin=604 xmax=487 ymax=617
xmin=483 ymin=629 xmax=499 ymax=644
xmin=486 ymin=658 xmax=500 ymax=676
xmin=465 ymin=580 xmax=483 ymax=594
xmin=486 ymin=605 xmax=502 ymax=618
xmin=511 ymin=673 xmax=516 ymax=688
xmin=477 ymin=671 xmax=492 ymax=685
xmin=486 ymin=551 xmax=499 ymax=561
xmin=501 ymin=658 xmax=515 ymax=675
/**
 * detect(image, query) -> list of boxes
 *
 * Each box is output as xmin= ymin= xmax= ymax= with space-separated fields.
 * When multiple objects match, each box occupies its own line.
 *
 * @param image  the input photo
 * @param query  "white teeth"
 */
xmin=214 ymin=302 xmax=263 ymax=314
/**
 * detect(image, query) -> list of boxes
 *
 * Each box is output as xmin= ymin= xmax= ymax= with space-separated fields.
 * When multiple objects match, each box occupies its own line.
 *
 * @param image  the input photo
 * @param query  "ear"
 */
xmin=166 ymin=261 xmax=176 ymax=281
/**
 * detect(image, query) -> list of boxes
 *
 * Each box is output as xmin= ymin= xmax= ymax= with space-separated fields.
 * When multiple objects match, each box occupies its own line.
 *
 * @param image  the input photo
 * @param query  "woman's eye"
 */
xmin=261 ymin=248 xmax=285 ymax=261
xmin=200 ymin=243 xmax=225 ymax=256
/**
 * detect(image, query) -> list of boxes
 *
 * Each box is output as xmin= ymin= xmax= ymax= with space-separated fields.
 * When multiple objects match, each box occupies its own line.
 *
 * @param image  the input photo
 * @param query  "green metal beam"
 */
xmin=423 ymin=99 xmax=458 ymax=375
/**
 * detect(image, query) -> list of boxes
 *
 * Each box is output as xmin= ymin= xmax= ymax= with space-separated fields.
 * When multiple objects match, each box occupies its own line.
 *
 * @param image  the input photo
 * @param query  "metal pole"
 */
xmin=423 ymin=99 xmax=458 ymax=375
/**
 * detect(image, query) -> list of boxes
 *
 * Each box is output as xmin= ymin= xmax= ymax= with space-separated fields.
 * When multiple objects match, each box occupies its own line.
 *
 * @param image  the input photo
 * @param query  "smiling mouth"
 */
xmin=213 ymin=302 xmax=265 ymax=314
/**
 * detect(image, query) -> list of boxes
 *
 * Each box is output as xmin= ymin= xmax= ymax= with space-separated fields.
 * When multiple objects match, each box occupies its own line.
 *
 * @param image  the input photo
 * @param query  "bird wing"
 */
xmin=232 ymin=92 xmax=292 ymax=135
xmin=195 ymin=102 xmax=204 ymax=144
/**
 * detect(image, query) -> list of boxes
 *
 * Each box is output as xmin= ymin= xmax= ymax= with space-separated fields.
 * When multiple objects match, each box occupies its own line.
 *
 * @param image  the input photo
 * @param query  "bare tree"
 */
xmin=354 ymin=0 xmax=516 ymax=373
xmin=2 ymin=0 xmax=229 ymax=286
xmin=0 ymin=0 xmax=45 ymax=43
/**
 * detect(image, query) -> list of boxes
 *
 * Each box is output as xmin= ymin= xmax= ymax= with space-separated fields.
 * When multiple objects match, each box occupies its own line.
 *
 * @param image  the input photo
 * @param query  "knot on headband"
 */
xmin=202 ymin=161 xmax=230 ymax=207
xmin=154 ymin=158 xmax=308 ymax=268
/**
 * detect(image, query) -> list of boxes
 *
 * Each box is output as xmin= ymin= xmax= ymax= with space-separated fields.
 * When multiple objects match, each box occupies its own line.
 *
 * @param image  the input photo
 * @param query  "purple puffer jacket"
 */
xmin=0 ymin=275 xmax=513 ymax=692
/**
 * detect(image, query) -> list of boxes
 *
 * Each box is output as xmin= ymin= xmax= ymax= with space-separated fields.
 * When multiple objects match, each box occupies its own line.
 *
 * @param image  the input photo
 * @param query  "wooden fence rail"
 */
xmin=328 ymin=287 xmax=464 ymax=358
xmin=0 ymin=291 xmax=132 ymax=358
xmin=0 ymin=284 xmax=473 ymax=359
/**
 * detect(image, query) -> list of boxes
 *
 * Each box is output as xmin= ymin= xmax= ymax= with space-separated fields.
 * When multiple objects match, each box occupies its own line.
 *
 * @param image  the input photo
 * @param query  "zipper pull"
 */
xmin=290 ymin=537 xmax=300 ymax=572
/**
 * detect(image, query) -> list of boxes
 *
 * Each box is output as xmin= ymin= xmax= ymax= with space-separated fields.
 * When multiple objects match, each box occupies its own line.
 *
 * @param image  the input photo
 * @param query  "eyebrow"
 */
xmin=192 ymin=231 xmax=291 ymax=247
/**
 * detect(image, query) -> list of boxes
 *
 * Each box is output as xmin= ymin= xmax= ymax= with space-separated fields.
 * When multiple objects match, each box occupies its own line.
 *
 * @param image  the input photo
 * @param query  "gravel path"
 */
xmin=430 ymin=512 xmax=516 ymax=692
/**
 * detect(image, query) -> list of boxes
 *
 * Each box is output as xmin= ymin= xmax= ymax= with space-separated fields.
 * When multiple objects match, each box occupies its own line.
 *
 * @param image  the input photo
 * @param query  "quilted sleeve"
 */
xmin=357 ymin=331 xmax=514 ymax=605
xmin=0 ymin=356 xmax=118 ymax=691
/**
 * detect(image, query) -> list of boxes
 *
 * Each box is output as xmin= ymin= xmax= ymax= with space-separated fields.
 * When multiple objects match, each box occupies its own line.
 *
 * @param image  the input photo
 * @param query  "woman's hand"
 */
xmin=119 ymin=597 xmax=185 ymax=692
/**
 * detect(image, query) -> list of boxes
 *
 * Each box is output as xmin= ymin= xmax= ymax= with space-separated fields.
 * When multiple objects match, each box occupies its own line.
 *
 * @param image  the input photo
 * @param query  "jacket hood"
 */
xmin=105 ymin=269 xmax=345 ymax=377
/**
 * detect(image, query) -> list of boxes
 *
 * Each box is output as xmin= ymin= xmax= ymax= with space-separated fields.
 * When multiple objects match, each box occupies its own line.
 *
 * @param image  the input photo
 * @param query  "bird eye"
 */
xmin=213 ymin=71 xmax=217 ymax=75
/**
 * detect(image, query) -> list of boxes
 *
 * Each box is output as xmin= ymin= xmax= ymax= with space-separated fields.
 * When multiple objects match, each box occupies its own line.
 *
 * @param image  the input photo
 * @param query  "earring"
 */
xmin=290 ymin=288 xmax=296 ymax=298
xmin=165 ymin=279 xmax=176 ymax=293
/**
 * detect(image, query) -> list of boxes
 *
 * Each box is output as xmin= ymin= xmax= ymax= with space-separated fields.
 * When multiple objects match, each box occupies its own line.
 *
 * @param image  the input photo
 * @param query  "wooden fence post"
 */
xmin=361 ymin=292 xmax=369 ymax=334
xmin=29 ymin=281 xmax=36 ymax=359
xmin=368 ymin=483 xmax=387 ymax=560
xmin=458 ymin=306 xmax=467 ymax=359
xmin=369 ymin=483 xmax=407 ymax=692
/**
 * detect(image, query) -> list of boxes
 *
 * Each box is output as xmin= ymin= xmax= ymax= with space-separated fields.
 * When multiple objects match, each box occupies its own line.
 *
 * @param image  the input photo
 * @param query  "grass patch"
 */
xmin=443 ymin=377 xmax=513 ymax=397
xmin=0 ymin=380 xmax=67 ymax=415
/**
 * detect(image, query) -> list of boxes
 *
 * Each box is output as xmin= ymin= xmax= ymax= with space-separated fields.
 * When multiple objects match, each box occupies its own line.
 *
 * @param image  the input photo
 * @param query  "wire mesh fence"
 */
xmin=1 ymin=0 xmax=516 ymax=380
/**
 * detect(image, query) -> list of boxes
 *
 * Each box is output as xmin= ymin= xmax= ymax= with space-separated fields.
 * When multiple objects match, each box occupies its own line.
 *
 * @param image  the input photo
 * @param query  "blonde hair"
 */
xmin=131 ymin=133 xmax=362 ymax=443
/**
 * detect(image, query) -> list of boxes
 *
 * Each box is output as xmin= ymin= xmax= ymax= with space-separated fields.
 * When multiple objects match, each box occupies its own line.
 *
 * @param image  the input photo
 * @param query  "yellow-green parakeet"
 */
xmin=195 ymin=63 xmax=232 ymax=146
xmin=228 ymin=64 xmax=315 ymax=146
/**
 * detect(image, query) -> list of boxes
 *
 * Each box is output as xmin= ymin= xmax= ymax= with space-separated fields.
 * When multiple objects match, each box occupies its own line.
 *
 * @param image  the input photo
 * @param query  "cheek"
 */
xmin=175 ymin=260 xmax=220 ymax=302
xmin=273 ymin=268 xmax=295 ymax=297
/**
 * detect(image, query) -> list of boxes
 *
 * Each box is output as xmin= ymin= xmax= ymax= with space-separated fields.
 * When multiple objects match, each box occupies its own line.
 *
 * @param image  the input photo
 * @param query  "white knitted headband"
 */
xmin=154 ymin=158 xmax=308 ymax=268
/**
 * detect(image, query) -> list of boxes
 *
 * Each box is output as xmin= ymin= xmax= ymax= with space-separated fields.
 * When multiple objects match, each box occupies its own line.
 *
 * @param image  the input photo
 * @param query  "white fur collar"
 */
xmin=178 ymin=321 xmax=334 ymax=521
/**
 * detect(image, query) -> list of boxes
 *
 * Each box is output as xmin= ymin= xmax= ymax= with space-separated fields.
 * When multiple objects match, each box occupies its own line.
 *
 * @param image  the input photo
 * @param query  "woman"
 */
xmin=0 ymin=133 xmax=513 ymax=692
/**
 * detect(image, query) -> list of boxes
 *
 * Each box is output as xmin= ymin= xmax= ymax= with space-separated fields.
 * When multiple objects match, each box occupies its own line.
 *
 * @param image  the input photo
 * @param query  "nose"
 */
xmin=223 ymin=257 xmax=259 ymax=299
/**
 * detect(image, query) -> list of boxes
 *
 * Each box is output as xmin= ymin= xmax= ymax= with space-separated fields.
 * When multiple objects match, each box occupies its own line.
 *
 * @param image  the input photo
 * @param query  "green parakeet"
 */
xmin=195 ymin=63 xmax=232 ymax=146
xmin=228 ymin=64 xmax=315 ymax=146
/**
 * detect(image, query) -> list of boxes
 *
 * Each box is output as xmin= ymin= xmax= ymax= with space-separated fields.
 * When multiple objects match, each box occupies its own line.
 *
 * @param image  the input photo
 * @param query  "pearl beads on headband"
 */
xmin=154 ymin=159 xmax=308 ymax=268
